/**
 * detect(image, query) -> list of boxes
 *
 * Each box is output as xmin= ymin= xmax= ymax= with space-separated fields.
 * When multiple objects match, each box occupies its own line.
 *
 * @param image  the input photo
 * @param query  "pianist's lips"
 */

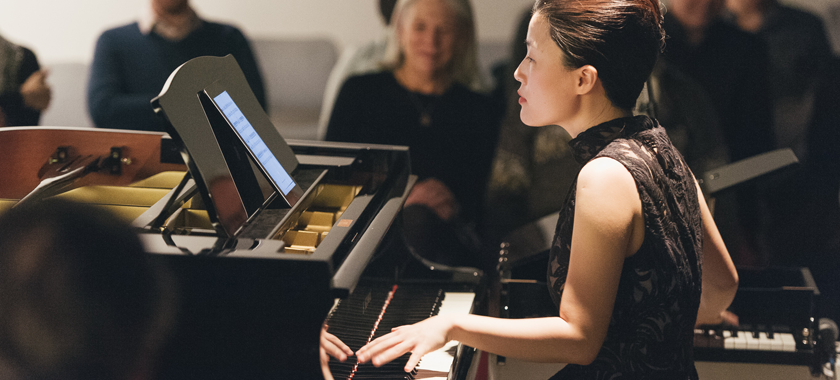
xmin=518 ymin=91 xmax=526 ymax=104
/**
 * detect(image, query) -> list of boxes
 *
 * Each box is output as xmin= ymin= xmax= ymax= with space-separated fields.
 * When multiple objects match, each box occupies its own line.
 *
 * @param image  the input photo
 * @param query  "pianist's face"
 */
xmin=513 ymin=12 xmax=579 ymax=128
xmin=397 ymin=0 xmax=459 ymax=79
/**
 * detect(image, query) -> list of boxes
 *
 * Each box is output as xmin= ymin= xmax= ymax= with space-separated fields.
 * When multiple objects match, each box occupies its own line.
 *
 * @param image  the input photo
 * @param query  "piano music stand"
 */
xmin=147 ymin=55 xmax=336 ymax=379
xmin=151 ymin=54 xmax=302 ymax=237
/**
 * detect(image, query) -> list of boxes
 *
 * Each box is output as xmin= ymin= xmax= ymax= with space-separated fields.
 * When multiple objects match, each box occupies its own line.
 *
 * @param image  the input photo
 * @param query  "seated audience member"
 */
xmin=661 ymin=0 xmax=775 ymax=265
xmin=0 ymin=199 xmax=174 ymax=380
xmin=725 ymin=0 xmax=836 ymax=275
xmin=662 ymin=0 xmax=774 ymax=163
xmin=0 ymin=34 xmax=51 ymax=127
xmin=326 ymin=0 xmax=501 ymax=271
xmin=725 ymin=0 xmax=833 ymax=160
xmin=87 ymin=0 xmax=266 ymax=131
xmin=641 ymin=60 xmax=729 ymax=177
xmin=317 ymin=0 xmax=398 ymax=140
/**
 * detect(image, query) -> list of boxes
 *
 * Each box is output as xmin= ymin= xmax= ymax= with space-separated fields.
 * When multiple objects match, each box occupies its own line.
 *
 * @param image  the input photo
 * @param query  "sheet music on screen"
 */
xmin=212 ymin=90 xmax=296 ymax=196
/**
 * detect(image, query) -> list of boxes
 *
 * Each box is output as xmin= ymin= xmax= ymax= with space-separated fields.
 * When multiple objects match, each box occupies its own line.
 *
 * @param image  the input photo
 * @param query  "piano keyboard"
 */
xmin=694 ymin=324 xmax=815 ymax=365
xmin=325 ymin=284 xmax=475 ymax=380
xmin=695 ymin=328 xmax=798 ymax=351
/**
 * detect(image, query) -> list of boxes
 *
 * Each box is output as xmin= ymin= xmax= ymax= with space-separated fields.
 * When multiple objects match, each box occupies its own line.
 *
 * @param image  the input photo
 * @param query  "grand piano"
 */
xmin=0 ymin=55 xmax=480 ymax=379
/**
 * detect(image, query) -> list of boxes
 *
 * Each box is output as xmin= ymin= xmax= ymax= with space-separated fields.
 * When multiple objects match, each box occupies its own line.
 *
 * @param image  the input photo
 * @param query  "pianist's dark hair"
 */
xmin=532 ymin=0 xmax=665 ymax=110
xmin=0 ymin=199 xmax=175 ymax=380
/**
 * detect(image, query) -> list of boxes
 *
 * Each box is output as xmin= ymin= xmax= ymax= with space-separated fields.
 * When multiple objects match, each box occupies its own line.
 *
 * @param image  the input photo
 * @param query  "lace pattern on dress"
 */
xmin=547 ymin=116 xmax=703 ymax=379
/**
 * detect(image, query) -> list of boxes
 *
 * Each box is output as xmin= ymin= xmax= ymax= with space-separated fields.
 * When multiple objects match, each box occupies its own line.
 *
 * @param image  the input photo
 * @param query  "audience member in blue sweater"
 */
xmin=87 ymin=0 xmax=266 ymax=131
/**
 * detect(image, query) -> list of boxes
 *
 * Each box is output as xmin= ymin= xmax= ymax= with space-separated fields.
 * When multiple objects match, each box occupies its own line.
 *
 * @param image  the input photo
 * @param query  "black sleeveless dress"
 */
xmin=548 ymin=116 xmax=703 ymax=380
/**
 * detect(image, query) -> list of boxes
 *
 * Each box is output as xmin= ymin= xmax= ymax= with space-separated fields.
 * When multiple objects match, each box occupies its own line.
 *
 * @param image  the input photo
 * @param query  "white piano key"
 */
xmin=758 ymin=332 xmax=772 ymax=350
xmin=745 ymin=332 xmax=760 ymax=350
xmin=436 ymin=292 xmax=475 ymax=316
xmin=723 ymin=330 xmax=737 ymax=349
xmin=416 ymin=292 xmax=475 ymax=374
xmin=729 ymin=331 xmax=747 ymax=350
xmin=768 ymin=333 xmax=785 ymax=351
xmin=780 ymin=333 xmax=797 ymax=352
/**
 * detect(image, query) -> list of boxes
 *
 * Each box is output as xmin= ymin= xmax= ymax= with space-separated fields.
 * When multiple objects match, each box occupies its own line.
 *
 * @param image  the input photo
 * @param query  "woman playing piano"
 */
xmin=348 ymin=0 xmax=740 ymax=378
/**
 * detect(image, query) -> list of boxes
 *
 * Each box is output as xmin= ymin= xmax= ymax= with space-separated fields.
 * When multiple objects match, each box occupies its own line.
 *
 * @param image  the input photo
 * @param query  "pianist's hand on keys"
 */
xmin=321 ymin=326 xmax=353 ymax=380
xmin=356 ymin=315 xmax=454 ymax=372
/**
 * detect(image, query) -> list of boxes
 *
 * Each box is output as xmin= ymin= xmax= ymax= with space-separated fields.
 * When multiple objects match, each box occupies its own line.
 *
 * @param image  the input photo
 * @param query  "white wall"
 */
xmin=1 ymin=0 xmax=837 ymax=65
xmin=0 ymin=0 xmax=534 ymax=65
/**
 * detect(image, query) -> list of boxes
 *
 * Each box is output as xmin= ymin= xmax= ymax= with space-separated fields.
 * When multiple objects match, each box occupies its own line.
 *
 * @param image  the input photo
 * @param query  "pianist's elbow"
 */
xmin=570 ymin=350 xmax=599 ymax=366
xmin=716 ymin=270 xmax=739 ymax=300
xmin=560 ymin=346 xmax=600 ymax=366
xmin=556 ymin=335 xmax=603 ymax=365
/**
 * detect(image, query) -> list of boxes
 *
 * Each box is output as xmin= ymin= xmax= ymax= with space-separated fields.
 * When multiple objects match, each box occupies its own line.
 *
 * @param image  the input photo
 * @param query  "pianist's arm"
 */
xmin=694 ymin=179 xmax=739 ymax=326
xmin=356 ymin=157 xmax=639 ymax=369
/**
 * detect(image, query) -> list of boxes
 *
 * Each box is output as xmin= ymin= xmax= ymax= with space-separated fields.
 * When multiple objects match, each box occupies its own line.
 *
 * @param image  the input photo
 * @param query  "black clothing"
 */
xmin=326 ymin=71 xmax=501 ymax=271
xmin=0 ymin=47 xmax=41 ymax=126
xmin=326 ymin=71 xmax=501 ymax=224
xmin=548 ymin=116 xmax=703 ymax=379
xmin=662 ymin=14 xmax=774 ymax=266
xmin=661 ymin=14 xmax=774 ymax=162
xmin=752 ymin=5 xmax=833 ymax=99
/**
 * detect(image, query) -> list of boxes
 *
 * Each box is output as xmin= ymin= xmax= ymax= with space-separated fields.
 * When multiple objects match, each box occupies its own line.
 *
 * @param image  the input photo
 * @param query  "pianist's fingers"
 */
xmin=357 ymin=315 xmax=453 ymax=371
xmin=720 ymin=310 xmax=739 ymax=327
xmin=320 ymin=347 xmax=334 ymax=380
xmin=321 ymin=329 xmax=353 ymax=361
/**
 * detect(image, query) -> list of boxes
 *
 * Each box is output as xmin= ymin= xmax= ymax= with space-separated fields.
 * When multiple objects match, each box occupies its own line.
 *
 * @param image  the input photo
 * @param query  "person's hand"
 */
xmin=356 ymin=315 xmax=453 ymax=373
xmin=405 ymin=178 xmax=459 ymax=221
xmin=20 ymin=69 xmax=51 ymax=111
xmin=696 ymin=309 xmax=739 ymax=327
xmin=321 ymin=326 xmax=352 ymax=380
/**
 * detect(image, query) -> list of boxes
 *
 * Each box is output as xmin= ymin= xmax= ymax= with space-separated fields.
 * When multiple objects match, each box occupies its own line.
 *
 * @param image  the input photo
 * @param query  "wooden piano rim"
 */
xmin=0 ymin=127 xmax=186 ymax=200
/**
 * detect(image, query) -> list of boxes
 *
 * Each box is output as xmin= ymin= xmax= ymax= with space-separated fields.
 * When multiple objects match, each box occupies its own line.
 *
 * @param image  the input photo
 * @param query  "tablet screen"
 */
xmin=212 ymin=90 xmax=297 ymax=196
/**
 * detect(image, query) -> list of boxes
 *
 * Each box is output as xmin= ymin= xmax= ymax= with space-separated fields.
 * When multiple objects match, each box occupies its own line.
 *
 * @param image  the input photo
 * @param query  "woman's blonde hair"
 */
xmin=380 ymin=0 xmax=485 ymax=92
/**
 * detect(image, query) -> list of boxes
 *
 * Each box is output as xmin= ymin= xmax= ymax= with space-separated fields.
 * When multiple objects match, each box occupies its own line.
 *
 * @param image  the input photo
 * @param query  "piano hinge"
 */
xmin=48 ymin=146 xmax=71 ymax=164
xmin=101 ymin=146 xmax=130 ymax=175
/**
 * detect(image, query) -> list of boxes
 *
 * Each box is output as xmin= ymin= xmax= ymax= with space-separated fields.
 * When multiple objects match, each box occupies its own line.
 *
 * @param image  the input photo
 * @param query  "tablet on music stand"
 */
xmin=152 ymin=55 xmax=305 ymax=237
xmin=204 ymin=81 xmax=303 ymax=208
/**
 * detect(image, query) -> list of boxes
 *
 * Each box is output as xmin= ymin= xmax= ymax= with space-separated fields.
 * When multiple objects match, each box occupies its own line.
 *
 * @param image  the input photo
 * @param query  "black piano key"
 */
xmin=326 ymin=284 xmax=447 ymax=380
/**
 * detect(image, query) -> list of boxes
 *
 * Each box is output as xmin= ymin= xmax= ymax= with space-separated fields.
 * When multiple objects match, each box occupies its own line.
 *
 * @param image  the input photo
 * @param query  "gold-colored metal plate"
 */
xmin=57 ymin=186 xmax=170 ymax=207
xmin=282 ymin=230 xmax=320 ymax=254
xmin=99 ymin=205 xmax=152 ymax=222
xmin=0 ymin=200 xmax=16 ymax=215
xmin=299 ymin=211 xmax=335 ymax=233
xmin=127 ymin=171 xmax=188 ymax=189
xmin=311 ymin=184 xmax=360 ymax=210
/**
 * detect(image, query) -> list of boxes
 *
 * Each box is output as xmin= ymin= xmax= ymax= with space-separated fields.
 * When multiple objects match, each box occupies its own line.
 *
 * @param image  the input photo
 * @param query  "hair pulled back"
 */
xmin=533 ymin=0 xmax=665 ymax=109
